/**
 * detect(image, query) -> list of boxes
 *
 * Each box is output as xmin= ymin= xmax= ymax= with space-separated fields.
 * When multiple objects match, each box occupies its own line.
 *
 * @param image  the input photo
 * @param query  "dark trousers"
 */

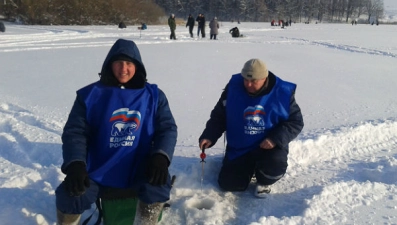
xmin=218 ymin=147 xmax=288 ymax=192
xmin=56 ymin=176 xmax=172 ymax=214
xmin=210 ymin=34 xmax=217 ymax=40
xmin=170 ymin=29 xmax=176 ymax=40
xmin=200 ymin=26 xmax=205 ymax=38
xmin=188 ymin=26 xmax=194 ymax=37
xmin=56 ymin=159 xmax=173 ymax=214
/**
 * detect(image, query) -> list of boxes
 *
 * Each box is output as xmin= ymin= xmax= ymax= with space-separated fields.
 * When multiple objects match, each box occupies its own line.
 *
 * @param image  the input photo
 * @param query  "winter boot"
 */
xmin=255 ymin=184 xmax=271 ymax=198
xmin=56 ymin=209 xmax=81 ymax=225
xmin=133 ymin=201 xmax=164 ymax=225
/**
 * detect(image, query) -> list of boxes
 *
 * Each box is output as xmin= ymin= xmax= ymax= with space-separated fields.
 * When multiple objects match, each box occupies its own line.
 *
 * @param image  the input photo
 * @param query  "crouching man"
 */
xmin=199 ymin=59 xmax=303 ymax=198
xmin=55 ymin=38 xmax=177 ymax=224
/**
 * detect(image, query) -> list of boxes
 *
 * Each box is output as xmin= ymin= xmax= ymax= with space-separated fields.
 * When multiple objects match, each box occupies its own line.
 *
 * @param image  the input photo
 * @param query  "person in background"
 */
xmin=118 ymin=21 xmax=126 ymax=29
xmin=196 ymin=13 xmax=202 ymax=37
xmin=55 ymin=38 xmax=177 ymax=225
xmin=168 ymin=14 xmax=177 ymax=40
xmin=200 ymin=14 xmax=206 ymax=38
xmin=229 ymin=27 xmax=240 ymax=38
xmin=186 ymin=14 xmax=195 ymax=38
xmin=196 ymin=13 xmax=206 ymax=38
xmin=209 ymin=17 xmax=219 ymax=40
xmin=199 ymin=59 xmax=303 ymax=198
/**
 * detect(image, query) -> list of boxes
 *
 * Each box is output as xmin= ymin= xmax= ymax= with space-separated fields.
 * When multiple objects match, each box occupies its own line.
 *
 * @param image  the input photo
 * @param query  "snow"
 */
xmin=1 ymin=21 xmax=397 ymax=225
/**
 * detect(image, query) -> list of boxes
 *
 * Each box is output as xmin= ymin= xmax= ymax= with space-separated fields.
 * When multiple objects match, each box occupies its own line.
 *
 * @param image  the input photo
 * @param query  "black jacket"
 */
xmin=196 ymin=16 xmax=205 ymax=27
xmin=199 ymin=72 xmax=304 ymax=152
xmin=186 ymin=16 xmax=195 ymax=27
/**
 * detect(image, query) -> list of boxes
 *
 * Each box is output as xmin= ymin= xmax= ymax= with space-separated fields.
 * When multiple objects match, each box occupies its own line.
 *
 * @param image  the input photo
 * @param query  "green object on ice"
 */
xmin=101 ymin=198 xmax=162 ymax=225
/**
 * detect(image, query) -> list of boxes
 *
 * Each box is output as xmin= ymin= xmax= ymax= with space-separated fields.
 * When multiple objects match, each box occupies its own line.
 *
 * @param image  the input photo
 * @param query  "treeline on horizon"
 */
xmin=0 ymin=0 xmax=384 ymax=25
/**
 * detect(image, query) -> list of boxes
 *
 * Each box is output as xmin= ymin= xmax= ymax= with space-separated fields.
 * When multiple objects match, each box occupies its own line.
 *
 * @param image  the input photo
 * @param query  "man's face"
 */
xmin=111 ymin=60 xmax=136 ymax=84
xmin=243 ymin=78 xmax=266 ymax=94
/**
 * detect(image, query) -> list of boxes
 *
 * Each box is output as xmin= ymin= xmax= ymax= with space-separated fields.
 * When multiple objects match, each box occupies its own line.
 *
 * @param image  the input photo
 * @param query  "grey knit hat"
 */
xmin=241 ymin=59 xmax=268 ymax=80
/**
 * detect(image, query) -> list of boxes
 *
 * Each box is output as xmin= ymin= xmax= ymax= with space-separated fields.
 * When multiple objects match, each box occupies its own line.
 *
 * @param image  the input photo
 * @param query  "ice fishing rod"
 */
xmin=200 ymin=146 xmax=206 ymax=193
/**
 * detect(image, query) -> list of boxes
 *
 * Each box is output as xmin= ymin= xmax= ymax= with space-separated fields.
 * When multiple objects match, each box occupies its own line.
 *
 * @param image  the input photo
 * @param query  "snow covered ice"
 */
xmin=1 ymin=15 xmax=397 ymax=225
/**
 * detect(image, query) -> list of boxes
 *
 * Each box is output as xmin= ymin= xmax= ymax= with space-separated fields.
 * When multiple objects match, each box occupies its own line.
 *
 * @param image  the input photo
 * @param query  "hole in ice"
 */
xmin=187 ymin=198 xmax=215 ymax=210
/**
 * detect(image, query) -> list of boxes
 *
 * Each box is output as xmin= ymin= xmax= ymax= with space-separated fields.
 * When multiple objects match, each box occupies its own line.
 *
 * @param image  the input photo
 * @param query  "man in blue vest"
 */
xmin=199 ymin=59 xmax=303 ymax=198
xmin=55 ymin=39 xmax=177 ymax=224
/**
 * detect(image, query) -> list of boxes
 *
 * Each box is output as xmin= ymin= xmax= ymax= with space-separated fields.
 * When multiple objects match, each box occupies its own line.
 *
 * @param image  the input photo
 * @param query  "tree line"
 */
xmin=160 ymin=0 xmax=384 ymax=23
xmin=0 ymin=0 xmax=384 ymax=25
xmin=0 ymin=0 xmax=165 ymax=25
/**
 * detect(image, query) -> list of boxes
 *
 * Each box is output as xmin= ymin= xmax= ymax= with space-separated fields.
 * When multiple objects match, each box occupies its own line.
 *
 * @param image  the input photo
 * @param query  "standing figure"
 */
xmin=199 ymin=59 xmax=303 ymax=198
xmin=186 ymin=14 xmax=195 ymax=38
xmin=196 ymin=13 xmax=202 ymax=37
xmin=168 ymin=14 xmax=177 ymax=40
xmin=200 ymin=14 xmax=206 ymax=38
xmin=0 ymin=21 xmax=5 ymax=32
xmin=55 ymin=38 xmax=178 ymax=224
xmin=209 ymin=17 xmax=219 ymax=40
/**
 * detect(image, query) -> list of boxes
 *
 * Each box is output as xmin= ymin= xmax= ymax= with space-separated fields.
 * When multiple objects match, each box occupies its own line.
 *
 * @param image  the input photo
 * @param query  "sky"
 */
xmin=0 ymin=18 xmax=397 ymax=224
xmin=383 ymin=0 xmax=397 ymax=21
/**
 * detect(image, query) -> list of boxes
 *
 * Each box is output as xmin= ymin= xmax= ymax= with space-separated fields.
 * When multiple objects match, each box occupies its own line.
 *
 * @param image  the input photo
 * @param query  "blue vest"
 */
xmin=226 ymin=74 xmax=296 ymax=160
xmin=77 ymin=82 xmax=158 ymax=188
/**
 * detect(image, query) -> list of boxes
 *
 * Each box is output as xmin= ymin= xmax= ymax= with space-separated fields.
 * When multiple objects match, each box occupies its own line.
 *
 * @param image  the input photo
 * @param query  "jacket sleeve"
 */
xmin=266 ymin=93 xmax=304 ymax=148
xmin=61 ymin=94 xmax=90 ymax=173
xmin=152 ymin=89 xmax=178 ymax=164
xmin=199 ymin=86 xmax=228 ymax=147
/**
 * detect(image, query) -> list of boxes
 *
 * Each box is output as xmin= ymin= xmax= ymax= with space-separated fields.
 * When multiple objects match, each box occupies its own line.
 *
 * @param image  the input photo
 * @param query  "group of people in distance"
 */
xmin=169 ymin=13 xmax=220 ymax=40
xmin=56 ymin=29 xmax=303 ymax=225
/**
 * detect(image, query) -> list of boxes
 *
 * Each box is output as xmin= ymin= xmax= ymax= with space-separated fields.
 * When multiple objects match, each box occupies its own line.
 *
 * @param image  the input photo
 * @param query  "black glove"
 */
xmin=64 ymin=161 xmax=90 ymax=196
xmin=147 ymin=154 xmax=169 ymax=186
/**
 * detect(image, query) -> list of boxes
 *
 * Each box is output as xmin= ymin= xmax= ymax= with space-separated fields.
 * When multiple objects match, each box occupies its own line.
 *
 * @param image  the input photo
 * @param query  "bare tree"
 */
xmin=364 ymin=0 xmax=384 ymax=23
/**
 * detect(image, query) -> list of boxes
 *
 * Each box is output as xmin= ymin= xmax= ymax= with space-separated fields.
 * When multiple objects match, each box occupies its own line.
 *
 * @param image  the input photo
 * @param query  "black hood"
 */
xmin=99 ymin=39 xmax=147 ymax=89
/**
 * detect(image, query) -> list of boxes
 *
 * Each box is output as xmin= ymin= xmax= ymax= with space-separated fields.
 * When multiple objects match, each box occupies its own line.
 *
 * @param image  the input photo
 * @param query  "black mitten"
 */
xmin=147 ymin=154 xmax=169 ymax=186
xmin=64 ymin=161 xmax=90 ymax=196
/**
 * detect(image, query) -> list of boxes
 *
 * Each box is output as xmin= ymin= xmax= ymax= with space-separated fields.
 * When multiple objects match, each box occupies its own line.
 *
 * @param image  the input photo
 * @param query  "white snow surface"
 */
xmin=1 ymin=21 xmax=397 ymax=225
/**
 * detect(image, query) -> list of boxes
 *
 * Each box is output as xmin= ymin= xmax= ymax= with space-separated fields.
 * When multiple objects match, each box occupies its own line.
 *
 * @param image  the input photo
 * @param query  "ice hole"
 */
xmin=191 ymin=198 xmax=215 ymax=210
